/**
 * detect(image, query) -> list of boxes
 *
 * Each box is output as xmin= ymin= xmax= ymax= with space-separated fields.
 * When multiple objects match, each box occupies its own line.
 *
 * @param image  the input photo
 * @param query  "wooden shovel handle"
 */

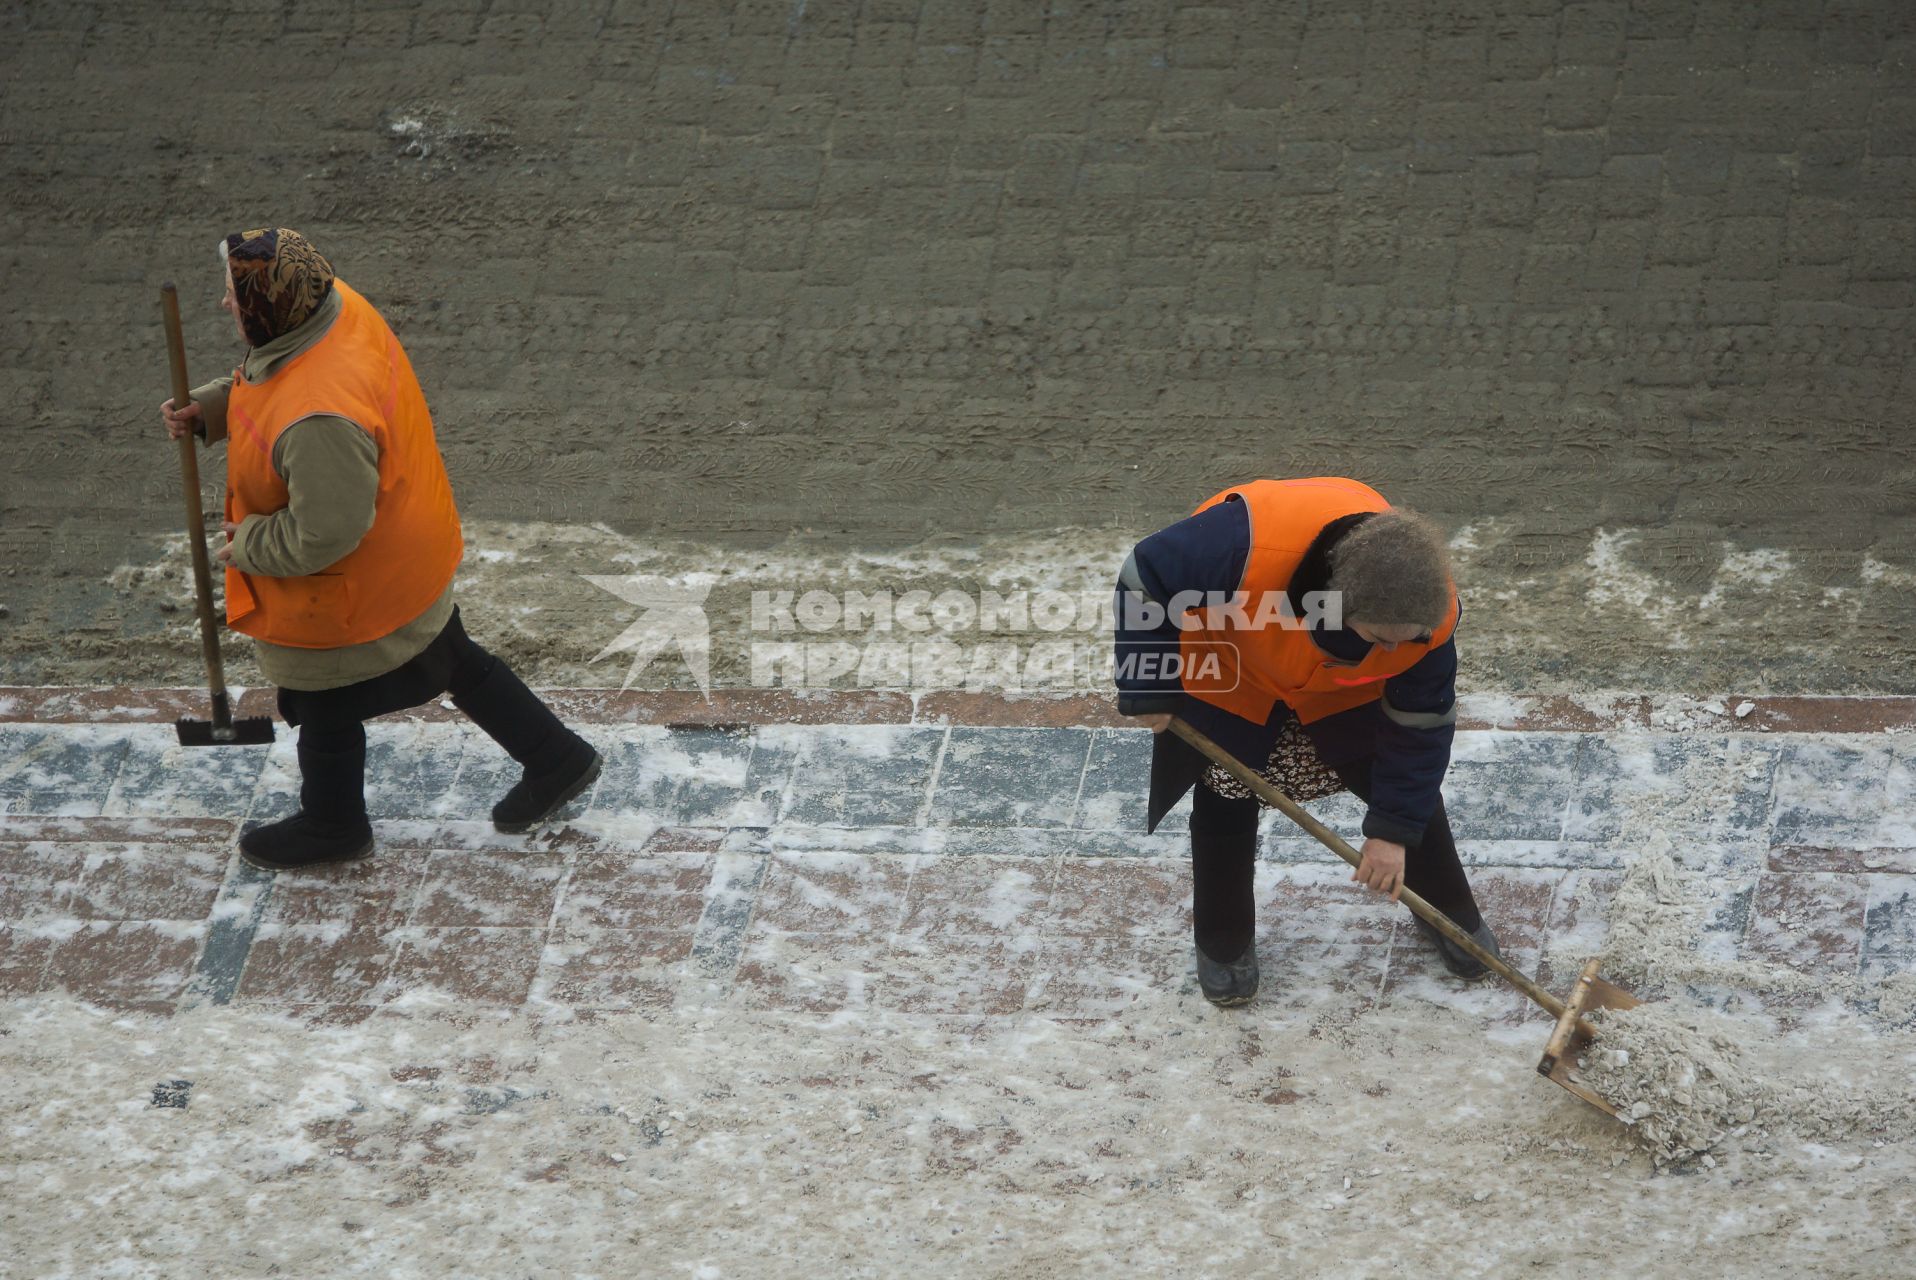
xmin=1169 ymin=717 xmax=1583 ymax=1026
xmin=162 ymin=283 xmax=232 ymax=723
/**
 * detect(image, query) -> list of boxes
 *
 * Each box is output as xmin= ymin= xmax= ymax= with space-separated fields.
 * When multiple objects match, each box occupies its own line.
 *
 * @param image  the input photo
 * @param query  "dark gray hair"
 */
xmin=1327 ymin=509 xmax=1454 ymax=629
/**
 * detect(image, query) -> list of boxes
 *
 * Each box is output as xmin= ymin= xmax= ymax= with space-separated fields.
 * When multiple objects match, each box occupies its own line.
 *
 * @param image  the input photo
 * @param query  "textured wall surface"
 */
xmin=3 ymin=0 xmax=1913 ymax=688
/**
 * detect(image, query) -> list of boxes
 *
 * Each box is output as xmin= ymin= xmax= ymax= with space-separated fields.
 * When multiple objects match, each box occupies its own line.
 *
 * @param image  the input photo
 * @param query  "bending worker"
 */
xmin=1113 ymin=476 xmax=1500 ymax=1006
xmin=160 ymin=227 xmax=600 ymax=870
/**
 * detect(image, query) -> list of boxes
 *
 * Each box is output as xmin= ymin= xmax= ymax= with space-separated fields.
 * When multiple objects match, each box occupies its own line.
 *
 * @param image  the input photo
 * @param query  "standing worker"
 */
xmin=160 ymin=227 xmax=600 ymax=870
xmin=1113 ymin=476 xmax=1500 ymax=1006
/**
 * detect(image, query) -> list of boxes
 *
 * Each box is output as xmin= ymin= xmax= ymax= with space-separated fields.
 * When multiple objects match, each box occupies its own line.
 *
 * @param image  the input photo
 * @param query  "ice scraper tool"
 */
xmin=161 ymin=283 xmax=275 ymax=748
xmin=1168 ymin=717 xmax=1641 ymax=1120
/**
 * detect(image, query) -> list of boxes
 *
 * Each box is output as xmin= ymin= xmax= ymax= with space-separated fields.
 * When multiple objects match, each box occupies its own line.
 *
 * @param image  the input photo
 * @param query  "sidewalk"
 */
xmin=3 ymin=690 xmax=1910 ymax=1025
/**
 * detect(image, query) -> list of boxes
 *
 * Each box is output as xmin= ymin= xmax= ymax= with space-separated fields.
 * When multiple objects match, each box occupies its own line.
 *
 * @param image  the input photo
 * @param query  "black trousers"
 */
xmin=278 ymin=607 xmax=569 ymax=822
xmin=1190 ymin=758 xmax=1483 ymax=962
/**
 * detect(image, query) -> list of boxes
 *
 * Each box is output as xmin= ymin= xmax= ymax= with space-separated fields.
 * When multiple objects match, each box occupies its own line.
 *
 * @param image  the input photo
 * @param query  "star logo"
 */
xmin=581 ymin=574 xmax=715 ymax=697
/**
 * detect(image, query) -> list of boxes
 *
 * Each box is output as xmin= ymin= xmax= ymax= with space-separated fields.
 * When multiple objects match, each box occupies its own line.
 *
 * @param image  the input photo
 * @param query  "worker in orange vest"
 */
xmin=1114 ymin=478 xmax=1499 ymax=1006
xmin=160 ymin=228 xmax=600 ymax=870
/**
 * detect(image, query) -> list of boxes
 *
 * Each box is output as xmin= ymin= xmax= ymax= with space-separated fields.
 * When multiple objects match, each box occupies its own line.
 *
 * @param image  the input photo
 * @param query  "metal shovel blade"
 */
xmin=176 ymin=716 xmax=276 ymax=747
xmin=1537 ymin=957 xmax=1644 ymax=1120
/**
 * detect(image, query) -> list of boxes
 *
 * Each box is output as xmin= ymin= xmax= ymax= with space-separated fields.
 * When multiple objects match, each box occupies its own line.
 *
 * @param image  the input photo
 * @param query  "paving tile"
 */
xmin=1539 ymin=869 xmax=1624 ymax=972
xmin=1024 ymin=935 xmax=1186 ymax=1017
xmin=65 ymin=844 xmax=227 ymax=920
xmin=928 ymin=726 xmax=1092 ymax=828
xmin=1455 ymin=867 xmax=1560 ymax=950
xmin=0 ymin=727 xmax=131 ymax=816
xmin=731 ymin=931 xmax=886 ymax=1012
xmin=1770 ymin=845 xmax=1916 ymax=875
xmin=532 ymin=930 xmax=685 ymax=1010
xmin=682 ymin=851 xmax=769 ymax=996
xmin=878 ymin=934 xmax=1036 ymax=1014
xmin=1440 ymin=732 xmax=1578 ymax=841
xmin=42 ymin=920 xmax=204 ymax=1004
xmin=1382 ymin=942 xmax=1548 ymax=1028
xmin=1768 ymin=740 xmax=1893 ymax=849
xmin=901 ymin=854 xmax=1057 ymax=938
xmin=384 ymin=927 xmax=546 ymax=1006
xmin=255 ymin=850 xmax=431 ymax=931
xmin=1745 ymin=871 xmax=1869 ymax=977
xmin=0 ymin=926 xmax=56 ymax=994
xmin=1069 ymin=727 xmax=1152 ymax=831
xmin=235 ymin=922 xmax=400 ymax=1005
xmin=0 ymin=843 xmax=86 ymax=920
xmin=411 ymin=851 xmax=569 ymax=927
xmin=1247 ymin=941 xmax=1391 ymax=1013
xmin=0 ymin=816 xmax=238 ymax=844
xmin=590 ymin=725 xmax=789 ymax=826
xmin=777 ymin=724 xmax=947 ymax=826
xmin=104 ymin=726 xmax=267 ymax=818
xmin=753 ymin=850 xmax=914 ymax=935
xmin=362 ymin=722 xmax=471 ymax=821
xmin=1874 ymin=745 xmax=1916 ymax=849
xmin=1047 ymin=857 xmax=1187 ymax=938
xmin=1564 ymin=733 xmax=1779 ymax=844
xmin=1256 ymin=863 xmax=1401 ymax=946
xmin=1861 ymin=877 xmax=1915 ymax=977
xmin=557 ymin=851 xmax=713 ymax=931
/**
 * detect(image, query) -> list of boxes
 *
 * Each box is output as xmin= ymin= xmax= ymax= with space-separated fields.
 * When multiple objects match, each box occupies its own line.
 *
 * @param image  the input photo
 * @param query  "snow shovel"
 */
xmin=161 ymin=283 xmax=274 ymax=749
xmin=1167 ymin=717 xmax=1641 ymax=1119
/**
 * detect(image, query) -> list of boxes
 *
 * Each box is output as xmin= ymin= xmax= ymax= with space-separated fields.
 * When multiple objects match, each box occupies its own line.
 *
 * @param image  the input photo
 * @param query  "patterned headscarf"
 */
xmin=219 ymin=227 xmax=336 ymax=347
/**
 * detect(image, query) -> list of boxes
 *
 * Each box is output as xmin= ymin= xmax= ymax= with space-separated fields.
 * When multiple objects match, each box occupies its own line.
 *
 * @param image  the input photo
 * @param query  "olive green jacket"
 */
xmin=189 ymin=289 xmax=455 ymax=692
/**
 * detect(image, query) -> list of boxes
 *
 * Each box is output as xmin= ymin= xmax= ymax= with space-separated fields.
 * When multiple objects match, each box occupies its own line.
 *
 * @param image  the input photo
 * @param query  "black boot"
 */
xmin=452 ymin=658 xmax=601 ymax=833
xmin=1412 ymin=913 xmax=1501 ymax=981
xmin=1195 ymin=942 xmax=1260 ymax=1007
xmin=239 ymin=729 xmax=375 ymax=871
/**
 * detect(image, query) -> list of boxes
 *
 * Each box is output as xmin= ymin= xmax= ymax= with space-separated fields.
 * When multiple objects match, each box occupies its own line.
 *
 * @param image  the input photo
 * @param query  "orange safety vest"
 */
xmin=223 ymin=280 xmax=463 ymax=648
xmin=1177 ymin=477 xmax=1458 ymax=726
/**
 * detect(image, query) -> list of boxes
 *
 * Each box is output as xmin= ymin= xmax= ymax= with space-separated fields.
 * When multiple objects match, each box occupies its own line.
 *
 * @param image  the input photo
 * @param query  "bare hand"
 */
xmin=161 ymin=397 xmax=202 ymax=441
xmin=216 ymin=519 xmax=238 ymax=566
xmin=1127 ymin=712 xmax=1172 ymax=734
xmin=1351 ymin=837 xmax=1406 ymax=901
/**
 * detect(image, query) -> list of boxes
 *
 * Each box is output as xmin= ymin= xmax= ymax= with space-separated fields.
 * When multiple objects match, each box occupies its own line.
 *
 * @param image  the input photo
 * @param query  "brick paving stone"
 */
xmin=879 ymin=935 xmax=1035 ymax=1015
xmin=1024 ymin=935 xmax=1188 ymax=1018
xmin=1769 ymin=740 xmax=1893 ymax=849
xmin=0 ymin=843 xmax=87 ymax=921
xmin=255 ymin=850 xmax=432 ymax=932
xmin=731 ymin=931 xmax=886 ymax=1013
xmin=1251 ymin=942 xmax=1392 ymax=1014
xmin=104 ymin=728 xmax=266 ymax=819
xmin=65 ymin=844 xmax=227 ymax=921
xmin=1565 ymin=734 xmax=1779 ymax=848
xmin=753 ymin=850 xmax=914 ymax=936
xmin=590 ymin=726 xmax=779 ymax=827
xmin=557 ymin=851 xmax=713 ymax=932
xmin=1070 ymin=728 xmax=1153 ymax=832
xmin=236 ymin=922 xmax=400 ymax=1006
xmin=1861 ymin=877 xmax=1915 ymax=978
xmin=532 ymin=930 xmax=684 ymax=1011
xmin=384 ymin=927 xmax=546 ymax=1007
xmin=902 ymin=854 xmax=1058 ymax=938
xmin=1746 ymin=871 xmax=1870 ymax=977
xmin=0 ymin=927 xmax=57 ymax=995
xmin=1046 ymin=858 xmax=1188 ymax=938
xmin=1442 ymin=733 xmax=1578 ymax=842
xmin=411 ymin=851 xmax=568 ymax=928
xmin=1257 ymin=864 xmax=1402 ymax=947
xmin=927 ymin=726 xmax=1093 ymax=828
xmin=43 ymin=920 xmax=205 ymax=1006
xmin=777 ymin=725 xmax=947 ymax=827
xmin=0 ymin=727 xmax=131 ymax=817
